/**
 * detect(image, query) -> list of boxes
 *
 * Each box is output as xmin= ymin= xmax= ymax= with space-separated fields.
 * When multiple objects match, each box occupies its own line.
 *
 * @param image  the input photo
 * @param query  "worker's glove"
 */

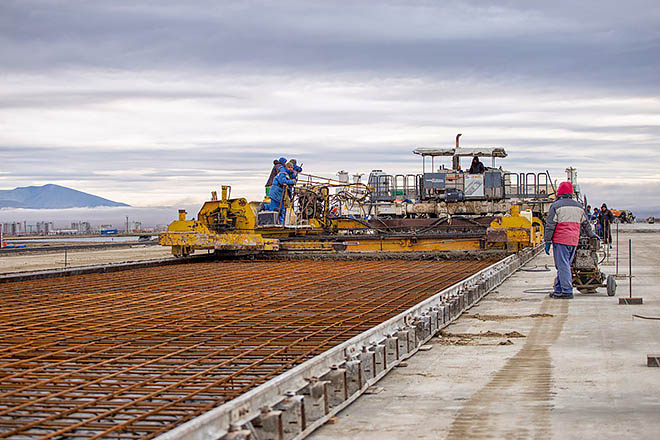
xmin=294 ymin=165 xmax=302 ymax=172
xmin=544 ymin=242 xmax=551 ymax=255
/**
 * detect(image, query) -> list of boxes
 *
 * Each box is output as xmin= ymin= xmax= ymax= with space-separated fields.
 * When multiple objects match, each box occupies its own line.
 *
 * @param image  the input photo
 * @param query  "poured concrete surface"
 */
xmin=311 ymin=231 xmax=660 ymax=439
xmin=0 ymin=245 xmax=173 ymax=274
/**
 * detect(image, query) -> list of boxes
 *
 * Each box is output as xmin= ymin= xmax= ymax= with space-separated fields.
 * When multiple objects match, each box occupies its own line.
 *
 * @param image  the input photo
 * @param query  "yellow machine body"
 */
xmin=160 ymin=186 xmax=543 ymax=257
xmin=487 ymin=205 xmax=544 ymax=252
xmin=160 ymin=186 xmax=279 ymax=257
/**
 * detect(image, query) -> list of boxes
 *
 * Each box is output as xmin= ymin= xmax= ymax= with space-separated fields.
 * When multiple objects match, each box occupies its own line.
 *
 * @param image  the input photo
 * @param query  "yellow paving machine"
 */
xmin=160 ymin=142 xmax=549 ymax=257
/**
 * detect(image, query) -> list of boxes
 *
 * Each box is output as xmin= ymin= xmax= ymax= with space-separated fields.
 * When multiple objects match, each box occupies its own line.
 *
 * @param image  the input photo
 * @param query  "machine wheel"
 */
xmin=607 ymin=274 xmax=616 ymax=296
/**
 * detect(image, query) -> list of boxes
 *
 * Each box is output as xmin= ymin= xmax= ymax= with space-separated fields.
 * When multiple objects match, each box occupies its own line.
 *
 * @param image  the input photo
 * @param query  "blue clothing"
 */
xmin=267 ymin=199 xmax=283 ymax=211
xmin=283 ymin=165 xmax=298 ymax=179
xmin=552 ymin=243 xmax=577 ymax=294
xmin=277 ymin=165 xmax=298 ymax=199
xmin=268 ymin=169 xmax=296 ymax=224
xmin=267 ymin=201 xmax=287 ymax=223
xmin=269 ymin=170 xmax=296 ymax=205
xmin=274 ymin=164 xmax=297 ymax=180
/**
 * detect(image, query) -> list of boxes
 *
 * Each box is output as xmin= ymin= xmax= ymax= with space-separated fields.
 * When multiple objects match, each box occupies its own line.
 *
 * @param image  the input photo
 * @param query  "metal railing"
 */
xmin=504 ymin=172 xmax=552 ymax=198
xmin=393 ymin=174 xmax=420 ymax=200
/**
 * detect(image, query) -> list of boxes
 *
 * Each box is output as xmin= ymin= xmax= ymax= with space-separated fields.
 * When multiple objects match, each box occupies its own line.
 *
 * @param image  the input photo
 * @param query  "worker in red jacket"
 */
xmin=544 ymin=181 xmax=597 ymax=299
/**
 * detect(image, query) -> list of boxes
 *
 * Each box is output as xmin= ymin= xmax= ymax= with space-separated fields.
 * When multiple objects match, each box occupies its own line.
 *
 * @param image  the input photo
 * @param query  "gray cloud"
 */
xmin=0 ymin=1 xmax=659 ymax=220
xmin=1 ymin=1 xmax=659 ymax=91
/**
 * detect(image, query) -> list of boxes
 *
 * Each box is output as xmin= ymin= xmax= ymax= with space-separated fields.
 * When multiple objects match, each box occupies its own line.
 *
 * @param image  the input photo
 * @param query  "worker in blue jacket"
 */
xmin=289 ymin=159 xmax=303 ymax=176
xmin=285 ymin=159 xmax=303 ymax=200
xmin=269 ymin=162 xmax=297 ymax=224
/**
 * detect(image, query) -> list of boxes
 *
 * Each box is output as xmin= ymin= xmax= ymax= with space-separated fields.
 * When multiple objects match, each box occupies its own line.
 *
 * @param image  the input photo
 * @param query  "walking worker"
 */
xmin=544 ymin=181 xmax=597 ymax=299
xmin=268 ymin=161 xmax=297 ymax=224
xmin=597 ymin=203 xmax=614 ymax=248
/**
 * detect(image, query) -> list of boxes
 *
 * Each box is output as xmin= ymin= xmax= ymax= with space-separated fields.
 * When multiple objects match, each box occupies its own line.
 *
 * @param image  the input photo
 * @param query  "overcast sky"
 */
xmin=1 ymin=0 xmax=659 ymax=221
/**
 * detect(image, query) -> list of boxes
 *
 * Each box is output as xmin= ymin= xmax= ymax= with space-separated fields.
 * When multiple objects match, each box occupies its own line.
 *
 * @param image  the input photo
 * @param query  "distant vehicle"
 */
xmin=101 ymin=229 xmax=119 ymax=235
xmin=610 ymin=209 xmax=635 ymax=223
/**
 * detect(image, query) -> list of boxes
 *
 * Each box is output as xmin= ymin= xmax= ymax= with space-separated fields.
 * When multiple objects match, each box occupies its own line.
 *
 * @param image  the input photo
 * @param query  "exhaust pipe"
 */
xmin=453 ymin=133 xmax=462 ymax=170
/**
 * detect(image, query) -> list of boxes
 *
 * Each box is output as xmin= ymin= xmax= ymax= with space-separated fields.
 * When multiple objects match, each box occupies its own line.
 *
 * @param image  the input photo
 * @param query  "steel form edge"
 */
xmin=156 ymin=246 xmax=542 ymax=440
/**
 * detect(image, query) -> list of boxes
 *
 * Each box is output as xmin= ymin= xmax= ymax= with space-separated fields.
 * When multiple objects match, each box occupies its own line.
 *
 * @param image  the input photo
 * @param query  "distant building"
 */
xmin=2 ymin=222 xmax=23 ymax=236
xmin=70 ymin=221 xmax=91 ymax=234
xmin=35 ymin=221 xmax=54 ymax=235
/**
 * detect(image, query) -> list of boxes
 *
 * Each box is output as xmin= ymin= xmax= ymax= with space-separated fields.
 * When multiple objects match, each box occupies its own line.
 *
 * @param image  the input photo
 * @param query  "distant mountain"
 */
xmin=0 ymin=184 xmax=129 ymax=209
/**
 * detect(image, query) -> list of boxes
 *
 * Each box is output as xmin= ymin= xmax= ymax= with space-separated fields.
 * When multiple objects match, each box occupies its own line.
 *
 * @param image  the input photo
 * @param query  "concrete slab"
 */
xmin=0 ymin=245 xmax=173 ymax=274
xmin=310 ymin=231 xmax=660 ymax=439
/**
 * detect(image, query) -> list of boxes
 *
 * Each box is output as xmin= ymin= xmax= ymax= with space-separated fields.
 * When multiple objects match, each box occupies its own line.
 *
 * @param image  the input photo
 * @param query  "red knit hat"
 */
xmin=557 ymin=181 xmax=573 ymax=195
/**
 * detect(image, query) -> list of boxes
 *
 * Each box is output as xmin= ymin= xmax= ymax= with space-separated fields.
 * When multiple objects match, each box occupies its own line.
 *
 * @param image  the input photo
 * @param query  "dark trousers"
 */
xmin=602 ymin=224 xmax=612 ymax=244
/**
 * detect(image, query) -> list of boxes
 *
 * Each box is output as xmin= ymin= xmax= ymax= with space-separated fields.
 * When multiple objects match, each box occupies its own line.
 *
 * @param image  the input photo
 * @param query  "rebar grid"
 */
xmin=0 ymin=259 xmax=498 ymax=439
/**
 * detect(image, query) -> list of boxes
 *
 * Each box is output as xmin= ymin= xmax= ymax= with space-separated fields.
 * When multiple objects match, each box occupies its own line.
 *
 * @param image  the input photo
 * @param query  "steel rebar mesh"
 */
xmin=0 ymin=259 xmax=498 ymax=439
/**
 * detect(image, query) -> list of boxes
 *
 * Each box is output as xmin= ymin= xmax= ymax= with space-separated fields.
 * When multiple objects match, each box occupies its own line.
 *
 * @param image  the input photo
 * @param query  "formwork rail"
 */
xmin=161 ymin=247 xmax=539 ymax=440
xmin=0 ymin=257 xmax=515 ymax=440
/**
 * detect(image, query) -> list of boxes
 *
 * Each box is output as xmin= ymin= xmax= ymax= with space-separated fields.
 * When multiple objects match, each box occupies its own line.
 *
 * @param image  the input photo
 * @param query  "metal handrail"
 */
xmin=536 ymin=172 xmax=550 ymax=196
xmin=503 ymin=172 xmax=520 ymax=198
xmin=525 ymin=173 xmax=537 ymax=197
xmin=374 ymin=174 xmax=394 ymax=201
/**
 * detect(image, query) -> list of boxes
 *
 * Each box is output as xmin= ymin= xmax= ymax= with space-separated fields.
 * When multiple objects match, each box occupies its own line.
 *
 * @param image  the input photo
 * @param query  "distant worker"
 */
xmin=268 ymin=161 xmax=297 ymax=224
xmin=544 ymin=181 xmax=597 ymax=299
xmin=265 ymin=158 xmax=285 ymax=196
xmin=592 ymin=206 xmax=600 ymax=222
xmin=468 ymin=156 xmax=485 ymax=174
xmin=597 ymin=203 xmax=614 ymax=248
xmin=593 ymin=206 xmax=602 ymax=236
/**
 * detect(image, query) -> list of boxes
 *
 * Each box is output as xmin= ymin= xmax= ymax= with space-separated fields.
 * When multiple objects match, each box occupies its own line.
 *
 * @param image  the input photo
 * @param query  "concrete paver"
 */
xmin=311 ymin=231 xmax=660 ymax=439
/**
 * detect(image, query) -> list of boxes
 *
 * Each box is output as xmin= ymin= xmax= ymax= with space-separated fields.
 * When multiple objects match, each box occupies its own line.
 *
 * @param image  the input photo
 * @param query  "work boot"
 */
xmin=553 ymin=293 xmax=574 ymax=299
